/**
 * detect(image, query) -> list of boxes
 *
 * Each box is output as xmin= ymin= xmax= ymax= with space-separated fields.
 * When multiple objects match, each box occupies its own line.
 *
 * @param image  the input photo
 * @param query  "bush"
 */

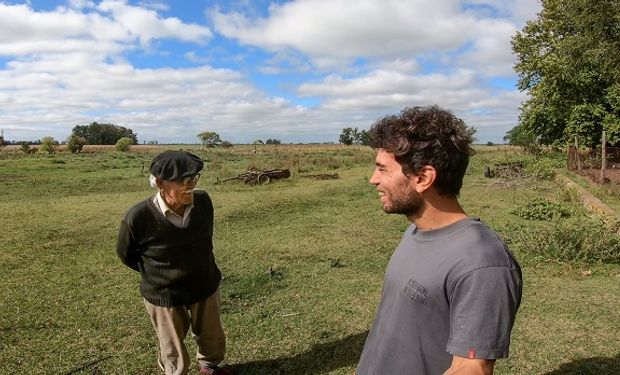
xmin=221 ymin=141 xmax=233 ymax=148
xmin=512 ymin=198 xmax=573 ymax=221
xmin=515 ymin=218 xmax=620 ymax=263
xmin=67 ymin=134 xmax=87 ymax=153
xmin=115 ymin=137 xmax=133 ymax=152
xmin=20 ymin=142 xmax=31 ymax=154
xmin=524 ymin=156 xmax=563 ymax=180
xmin=39 ymin=136 xmax=58 ymax=155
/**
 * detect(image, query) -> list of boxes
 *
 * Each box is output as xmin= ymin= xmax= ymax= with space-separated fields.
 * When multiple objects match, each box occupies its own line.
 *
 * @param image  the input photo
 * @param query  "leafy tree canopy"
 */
xmin=511 ymin=0 xmax=620 ymax=148
xmin=339 ymin=127 xmax=371 ymax=146
xmin=197 ymin=131 xmax=222 ymax=148
xmin=72 ymin=122 xmax=138 ymax=145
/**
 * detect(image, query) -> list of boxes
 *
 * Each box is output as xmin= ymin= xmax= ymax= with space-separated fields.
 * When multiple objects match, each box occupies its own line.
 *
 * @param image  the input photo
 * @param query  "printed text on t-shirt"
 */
xmin=403 ymin=278 xmax=428 ymax=305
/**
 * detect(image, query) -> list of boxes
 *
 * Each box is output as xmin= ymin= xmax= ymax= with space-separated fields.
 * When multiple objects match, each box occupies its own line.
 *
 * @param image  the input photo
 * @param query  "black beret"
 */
xmin=150 ymin=150 xmax=204 ymax=181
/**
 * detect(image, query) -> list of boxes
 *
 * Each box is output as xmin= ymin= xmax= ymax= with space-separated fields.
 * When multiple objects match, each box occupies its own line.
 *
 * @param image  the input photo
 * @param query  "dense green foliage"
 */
xmin=72 ymin=122 xmax=138 ymax=145
xmin=511 ymin=0 xmax=620 ymax=148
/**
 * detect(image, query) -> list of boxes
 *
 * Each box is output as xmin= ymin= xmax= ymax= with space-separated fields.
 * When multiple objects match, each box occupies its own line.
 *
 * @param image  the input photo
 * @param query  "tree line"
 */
xmin=339 ymin=127 xmax=371 ymax=145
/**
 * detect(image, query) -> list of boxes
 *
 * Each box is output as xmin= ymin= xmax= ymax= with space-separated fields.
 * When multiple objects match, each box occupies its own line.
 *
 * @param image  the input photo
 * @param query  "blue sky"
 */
xmin=0 ymin=0 xmax=540 ymax=144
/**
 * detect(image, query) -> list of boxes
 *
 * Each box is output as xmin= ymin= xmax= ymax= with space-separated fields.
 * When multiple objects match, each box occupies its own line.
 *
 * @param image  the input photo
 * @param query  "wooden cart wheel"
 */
xmin=258 ymin=174 xmax=271 ymax=184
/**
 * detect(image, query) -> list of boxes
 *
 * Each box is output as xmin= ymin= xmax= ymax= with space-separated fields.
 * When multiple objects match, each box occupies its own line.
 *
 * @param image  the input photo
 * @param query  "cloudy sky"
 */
xmin=0 ymin=0 xmax=540 ymax=144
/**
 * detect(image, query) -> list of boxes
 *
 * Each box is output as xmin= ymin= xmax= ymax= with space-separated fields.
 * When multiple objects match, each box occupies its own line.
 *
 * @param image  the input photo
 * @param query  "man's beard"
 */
xmin=383 ymin=188 xmax=424 ymax=216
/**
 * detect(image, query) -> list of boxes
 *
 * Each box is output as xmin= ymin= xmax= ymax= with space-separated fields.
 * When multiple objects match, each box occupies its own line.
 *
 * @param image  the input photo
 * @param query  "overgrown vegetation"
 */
xmin=516 ymin=217 xmax=620 ymax=264
xmin=512 ymin=198 xmax=573 ymax=221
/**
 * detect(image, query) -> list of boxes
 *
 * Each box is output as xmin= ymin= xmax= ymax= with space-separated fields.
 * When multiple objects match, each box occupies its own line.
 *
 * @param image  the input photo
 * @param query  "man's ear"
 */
xmin=411 ymin=165 xmax=436 ymax=194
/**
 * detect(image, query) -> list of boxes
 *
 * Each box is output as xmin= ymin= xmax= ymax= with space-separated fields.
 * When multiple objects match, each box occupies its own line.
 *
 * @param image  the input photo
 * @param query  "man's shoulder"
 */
xmin=193 ymin=189 xmax=212 ymax=206
xmin=123 ymin=197 xmax=155 ymax=222
xmin=450 ymin=220 xmax=517 ymax=270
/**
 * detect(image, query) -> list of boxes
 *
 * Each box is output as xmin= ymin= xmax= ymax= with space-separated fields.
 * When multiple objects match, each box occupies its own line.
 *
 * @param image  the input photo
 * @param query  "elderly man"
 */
xmin=117 ymin=150 xmax=232 ymax=375
xmin=356 ymin=106 xmax=522 ymax=375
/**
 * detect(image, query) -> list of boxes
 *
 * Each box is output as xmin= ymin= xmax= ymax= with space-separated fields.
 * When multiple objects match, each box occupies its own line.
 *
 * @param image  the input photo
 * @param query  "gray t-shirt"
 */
xmin=356 ymin=218 xmax=522 ymax=375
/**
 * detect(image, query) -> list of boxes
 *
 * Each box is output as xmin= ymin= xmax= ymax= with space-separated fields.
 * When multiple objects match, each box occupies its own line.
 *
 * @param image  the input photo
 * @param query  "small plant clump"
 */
xmin=512 ymin=198 xmax=573 ymax=221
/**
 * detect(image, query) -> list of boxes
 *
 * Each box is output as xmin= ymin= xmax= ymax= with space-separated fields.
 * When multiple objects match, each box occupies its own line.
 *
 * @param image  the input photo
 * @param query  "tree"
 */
xmin=504 ymin=124 xmax=540 ymax=153
xmin=511 ymin=0 xmax=620 ymax=147
xmin=115 ymin=137 xmax=133 ymax=152
xmin=72 ymin=122 xmax=138 ymax=145
xmin=197 ymin=131 xmax=222 ymax=148
xmin=66 ymin=134 xmax=87 ymax=153
xmin=39 ymin=136 xmax=58 ymax=155
xmin=339 ymin=127 xmax=354 ymax=145
xmin=265 ymin=138 xmax=281 ymax=145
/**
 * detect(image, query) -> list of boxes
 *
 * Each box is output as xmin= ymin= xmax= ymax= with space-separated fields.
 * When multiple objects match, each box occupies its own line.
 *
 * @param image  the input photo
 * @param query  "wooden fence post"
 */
xmin=600 ymin=131 xmax=607 ymax=184
xmin=575 ymin=136 xmax=582 ymax=173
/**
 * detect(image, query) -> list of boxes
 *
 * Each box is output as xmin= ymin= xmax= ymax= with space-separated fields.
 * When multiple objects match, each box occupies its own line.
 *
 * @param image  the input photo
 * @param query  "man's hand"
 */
xmin=442 ymin=356 xmax=495 ymax=375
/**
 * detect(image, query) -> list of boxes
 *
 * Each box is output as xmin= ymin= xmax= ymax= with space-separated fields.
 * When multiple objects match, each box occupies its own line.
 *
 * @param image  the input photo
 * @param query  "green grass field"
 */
xmin=0 ymin=145 xmax=618 ymax=374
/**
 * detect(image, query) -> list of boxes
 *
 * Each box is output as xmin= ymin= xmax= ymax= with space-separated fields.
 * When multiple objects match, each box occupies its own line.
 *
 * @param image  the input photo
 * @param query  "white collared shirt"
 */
xmin=153 ymin=192 xmax=194 ymax=228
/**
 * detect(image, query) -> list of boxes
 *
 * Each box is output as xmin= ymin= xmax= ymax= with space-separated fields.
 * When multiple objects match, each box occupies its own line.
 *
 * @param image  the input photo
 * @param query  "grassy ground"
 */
xmin=0 ymin=145 xmax=618 ymax=374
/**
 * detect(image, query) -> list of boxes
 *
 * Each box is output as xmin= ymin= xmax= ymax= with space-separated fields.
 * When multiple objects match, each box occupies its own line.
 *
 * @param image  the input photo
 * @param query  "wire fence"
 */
xmin=567 ymin=133 xmax=620 ymax=184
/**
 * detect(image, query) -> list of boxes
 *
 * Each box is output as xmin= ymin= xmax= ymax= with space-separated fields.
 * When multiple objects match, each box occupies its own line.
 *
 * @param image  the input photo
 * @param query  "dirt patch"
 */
xmin=579 ymin=167 xmax=620 ymax=185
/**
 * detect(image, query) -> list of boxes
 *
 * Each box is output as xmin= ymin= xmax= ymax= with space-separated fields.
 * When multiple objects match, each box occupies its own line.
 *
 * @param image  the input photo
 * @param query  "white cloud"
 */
xmin=295 ymin=67 xmax=523 ymax=140
xmin=0 ymin=1 xmax=540 ymax=143
xmin=0 ymin=1 xmax=212 ymax=59
xmin=212 ymin=0 xmax=475 ymax=64
xmin=97 ymin=0 xmax=212 ymax=45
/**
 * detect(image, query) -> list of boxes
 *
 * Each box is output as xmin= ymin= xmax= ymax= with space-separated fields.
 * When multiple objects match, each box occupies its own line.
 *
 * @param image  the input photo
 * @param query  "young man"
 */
xmin=356 ymin=106 xmax=522 ymax=375
xmin=117 ymin=150 xmax=232 ymax=375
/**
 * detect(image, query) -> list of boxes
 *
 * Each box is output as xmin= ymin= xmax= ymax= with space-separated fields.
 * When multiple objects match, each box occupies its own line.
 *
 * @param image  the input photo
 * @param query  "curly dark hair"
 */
xmin=369 ymin=105 xmax=475 ymax=196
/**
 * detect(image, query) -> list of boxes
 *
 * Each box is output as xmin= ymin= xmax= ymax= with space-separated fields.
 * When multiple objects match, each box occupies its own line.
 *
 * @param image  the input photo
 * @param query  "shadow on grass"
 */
xmin=543 ymin=352 xmax=620 ymax=375
xmin=228 ymin=331 xmax=368 ymax=375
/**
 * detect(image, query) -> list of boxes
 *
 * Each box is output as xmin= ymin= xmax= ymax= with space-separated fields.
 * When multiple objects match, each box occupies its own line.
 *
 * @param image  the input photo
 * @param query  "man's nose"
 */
xmin=369 ymin=170 xmax=379 ymax=186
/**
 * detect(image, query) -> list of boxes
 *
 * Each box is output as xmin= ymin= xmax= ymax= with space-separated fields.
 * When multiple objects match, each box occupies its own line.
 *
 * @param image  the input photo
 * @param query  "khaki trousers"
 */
xmin=143 ymin=290 xmax=226 ymax=375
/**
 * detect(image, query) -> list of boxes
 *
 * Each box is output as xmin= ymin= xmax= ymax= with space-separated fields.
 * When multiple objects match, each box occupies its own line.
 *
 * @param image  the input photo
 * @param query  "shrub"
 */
xmin=512 ymin=198 xmax=573 ymax=221
xmin=39 ymin=136 xmax=58 ymax=155
xmin=524 ymin=156 xmax=563 ymax=180
xmin=115 ymin=137 xmax=133 ymax=152
xmin=515 ymin=218 xmax=620 ymax=263
xmin=67 ymin=134 xmax=87 ymax=153
xmin=20 ymin=142 xmax=31 ymax=154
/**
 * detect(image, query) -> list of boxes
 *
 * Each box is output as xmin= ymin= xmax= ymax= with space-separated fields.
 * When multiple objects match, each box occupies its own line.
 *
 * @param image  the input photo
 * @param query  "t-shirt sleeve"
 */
xmin=446 ymin=265 xmax=522 ymax=359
